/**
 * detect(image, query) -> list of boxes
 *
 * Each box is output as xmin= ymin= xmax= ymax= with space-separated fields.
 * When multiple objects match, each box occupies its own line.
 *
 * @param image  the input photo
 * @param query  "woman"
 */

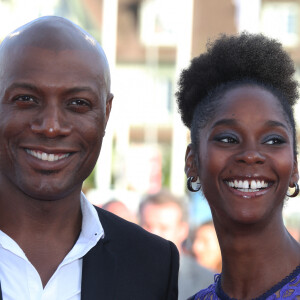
xmin=176 ymin=33 xmax=300 ymax=299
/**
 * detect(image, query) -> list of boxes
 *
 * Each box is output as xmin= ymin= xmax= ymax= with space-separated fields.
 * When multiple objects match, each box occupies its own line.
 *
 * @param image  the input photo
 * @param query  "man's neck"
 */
xmin=0 ymin=181 xmax=83 ymax=287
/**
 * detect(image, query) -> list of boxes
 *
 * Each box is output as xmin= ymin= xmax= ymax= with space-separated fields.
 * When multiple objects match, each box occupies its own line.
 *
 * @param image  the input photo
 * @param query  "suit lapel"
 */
xmin=81 ymin=227 xmax=118 ymax=300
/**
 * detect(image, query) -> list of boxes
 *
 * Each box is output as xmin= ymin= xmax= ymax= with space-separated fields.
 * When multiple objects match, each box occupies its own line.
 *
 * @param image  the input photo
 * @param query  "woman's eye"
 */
xmin=217 ymin=136 xmax=238 ymax=144
xmin=264 ymin=137 xmax=285 ymax=145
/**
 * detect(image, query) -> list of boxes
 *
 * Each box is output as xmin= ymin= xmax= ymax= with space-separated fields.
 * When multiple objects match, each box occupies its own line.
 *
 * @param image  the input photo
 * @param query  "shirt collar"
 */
xmin=80 ymin=191 xmax=104 ymax=242
xmin=0 ymin=192 xmax=104 ymax=264
xmin=62 ymin=192 xmax=104 ymax=263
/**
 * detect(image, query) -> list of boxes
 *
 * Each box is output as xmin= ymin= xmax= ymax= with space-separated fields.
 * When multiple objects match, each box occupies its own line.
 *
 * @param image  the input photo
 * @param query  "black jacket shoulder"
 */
xmin=81 ymin=206 xmax=179 ymax=300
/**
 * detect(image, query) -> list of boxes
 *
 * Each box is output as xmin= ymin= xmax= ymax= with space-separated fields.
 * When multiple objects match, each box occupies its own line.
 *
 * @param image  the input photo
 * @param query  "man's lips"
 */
xmin=24 ymin=149 xmax=73 ymax=162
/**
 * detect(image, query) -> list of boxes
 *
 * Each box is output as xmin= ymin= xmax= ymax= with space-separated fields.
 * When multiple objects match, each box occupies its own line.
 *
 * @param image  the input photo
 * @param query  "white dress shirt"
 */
xmin=0 ymin=193 xmax=104 ymax=300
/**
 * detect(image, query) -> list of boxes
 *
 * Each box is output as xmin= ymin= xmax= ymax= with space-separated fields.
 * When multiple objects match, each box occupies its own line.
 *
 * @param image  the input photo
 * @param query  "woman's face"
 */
xmin=187 ymin=85 xmax=298 ymax=225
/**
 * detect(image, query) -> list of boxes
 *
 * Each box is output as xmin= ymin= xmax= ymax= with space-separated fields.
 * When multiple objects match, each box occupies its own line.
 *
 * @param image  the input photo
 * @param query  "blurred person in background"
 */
xmin=191 ymin=221 xmax=222 ymax=273
xmin=139 ymin=190 xmax=214 ymax=300
xmin=102 ymin=199 xmax=137 ymax=223
xmin=285 ymin=223 xmax=300 ymax=243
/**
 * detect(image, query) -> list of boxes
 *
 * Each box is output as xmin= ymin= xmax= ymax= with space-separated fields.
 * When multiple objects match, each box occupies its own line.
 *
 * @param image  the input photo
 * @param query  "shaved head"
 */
xmin=0 ymin=16 xmax=111 ymax=94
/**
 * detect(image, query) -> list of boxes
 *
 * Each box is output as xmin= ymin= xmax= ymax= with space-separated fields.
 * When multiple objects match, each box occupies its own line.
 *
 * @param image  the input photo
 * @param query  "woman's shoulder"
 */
xmin=273 ymin=268 xmax=300 ymax=299
xmin=189 ymin=274 xmax=220 ymax=300
xmin=190 ymin=268 xmax=300 ymax=300
xmin=188 ymin=266 xmax=300 ymax=300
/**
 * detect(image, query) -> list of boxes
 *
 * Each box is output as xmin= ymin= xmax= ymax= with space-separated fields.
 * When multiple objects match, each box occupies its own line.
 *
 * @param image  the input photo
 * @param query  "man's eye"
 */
xmin=14 ymin=95 xmax=38 ymax=108
xmin=69 ymin=98 xmax=91 ymax=113
xmin=70 ymin=99 xmax=90 ymax=106
xmin=15 ymin=95 xmax=36 ymax=102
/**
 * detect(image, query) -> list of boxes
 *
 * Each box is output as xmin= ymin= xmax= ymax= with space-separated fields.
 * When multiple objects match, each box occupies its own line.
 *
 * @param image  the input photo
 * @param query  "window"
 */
xmin=260 ymin=2 xmax=299 ymax=47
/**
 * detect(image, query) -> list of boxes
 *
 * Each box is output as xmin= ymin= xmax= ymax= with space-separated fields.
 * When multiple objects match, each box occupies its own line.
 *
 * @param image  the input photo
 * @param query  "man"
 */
xmin=0 ymin=17 xmax=178 ymax=300
xmin=139 ymin=190 xmax=214 ymax=300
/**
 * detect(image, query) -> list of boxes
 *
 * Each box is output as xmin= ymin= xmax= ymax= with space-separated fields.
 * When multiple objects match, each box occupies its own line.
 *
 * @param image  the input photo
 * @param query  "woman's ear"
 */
xmin=185 ymin=143 xmax=198 ymax=178
xmin=289 ymin=159 xmax=299 ymax=187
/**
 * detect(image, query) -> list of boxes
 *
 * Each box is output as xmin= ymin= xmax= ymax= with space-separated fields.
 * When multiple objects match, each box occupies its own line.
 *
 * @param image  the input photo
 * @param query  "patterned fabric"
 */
xmin=192 ymin=266 xmax=300 ymax=300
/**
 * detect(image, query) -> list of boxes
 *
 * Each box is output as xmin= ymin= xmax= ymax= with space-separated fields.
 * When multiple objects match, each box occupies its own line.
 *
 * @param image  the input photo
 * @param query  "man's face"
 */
xmin=140 ymin=202 xmax=188 ymax=251
xmin=0 ymin=45 xmax=112 ymax=200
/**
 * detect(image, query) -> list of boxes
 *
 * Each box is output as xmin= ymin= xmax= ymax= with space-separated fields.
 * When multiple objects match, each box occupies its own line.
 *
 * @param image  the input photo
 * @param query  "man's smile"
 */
xmin=25 ymin=149 xmax=71 ymax=162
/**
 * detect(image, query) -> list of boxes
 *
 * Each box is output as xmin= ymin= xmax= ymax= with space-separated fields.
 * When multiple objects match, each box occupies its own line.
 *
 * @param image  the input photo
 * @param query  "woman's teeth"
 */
xmin=226 ymin=180 xmax=269 ymax=192
xmin=25 ymin=149 xmax=70 ymax=162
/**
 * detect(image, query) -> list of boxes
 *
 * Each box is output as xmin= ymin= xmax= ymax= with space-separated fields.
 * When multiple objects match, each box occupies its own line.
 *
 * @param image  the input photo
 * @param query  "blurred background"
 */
xmin=1 ymin=1 xmax=300 ymax=296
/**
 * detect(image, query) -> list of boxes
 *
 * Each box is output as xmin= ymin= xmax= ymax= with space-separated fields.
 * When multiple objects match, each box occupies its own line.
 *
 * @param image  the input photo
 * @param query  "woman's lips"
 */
xmin=224 ymin=178 xmax=273 ymax=198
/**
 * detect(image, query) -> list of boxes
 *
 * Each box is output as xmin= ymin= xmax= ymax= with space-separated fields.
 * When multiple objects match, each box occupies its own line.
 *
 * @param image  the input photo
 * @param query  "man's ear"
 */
xmin=185 ymin=143 xmax=198 ymax=178
xmin=105 ymin=93 xmax=114 ymax=127
xmin=289 ymin=159 xmax=299 ymax=187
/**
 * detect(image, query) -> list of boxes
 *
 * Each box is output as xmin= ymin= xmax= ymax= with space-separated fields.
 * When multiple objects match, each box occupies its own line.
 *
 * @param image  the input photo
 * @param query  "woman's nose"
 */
xmin=235 ymin=149 xmax=266 ymax=165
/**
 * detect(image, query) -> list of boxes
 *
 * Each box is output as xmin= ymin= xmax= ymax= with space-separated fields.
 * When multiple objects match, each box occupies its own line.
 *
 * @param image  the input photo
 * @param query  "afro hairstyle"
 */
xmin=176 ymin=32 xmax=299 ymax=129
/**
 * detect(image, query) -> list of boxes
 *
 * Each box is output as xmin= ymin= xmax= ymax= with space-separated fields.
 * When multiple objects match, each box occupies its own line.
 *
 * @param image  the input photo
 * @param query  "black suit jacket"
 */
xmin=81 ymin=207 xmax=179 ymax=300
xmin=0 ymin=207 xmax=179 ymax=300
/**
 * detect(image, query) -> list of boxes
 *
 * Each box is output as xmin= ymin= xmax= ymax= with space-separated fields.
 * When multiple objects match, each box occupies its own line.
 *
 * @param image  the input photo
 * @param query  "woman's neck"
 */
xmin=215 ymin=215 xmax=300 ymax=299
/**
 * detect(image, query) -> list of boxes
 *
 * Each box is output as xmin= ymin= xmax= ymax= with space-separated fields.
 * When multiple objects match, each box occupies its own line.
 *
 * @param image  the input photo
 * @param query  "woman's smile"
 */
xmin=223 ymin=178 xmax=273 ymax=199
xmin=225 ymin=177 xmax=272 ymax=192
xmin=226 ymin=179 xmax=270 ymax=191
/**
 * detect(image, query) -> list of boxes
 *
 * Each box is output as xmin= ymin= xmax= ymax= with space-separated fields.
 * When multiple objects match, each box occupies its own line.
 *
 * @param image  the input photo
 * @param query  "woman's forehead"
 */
xmin=214 ymin=85 xmax=286 ymax=119
xmin=201 ymin=85 xmax=292 ymax=136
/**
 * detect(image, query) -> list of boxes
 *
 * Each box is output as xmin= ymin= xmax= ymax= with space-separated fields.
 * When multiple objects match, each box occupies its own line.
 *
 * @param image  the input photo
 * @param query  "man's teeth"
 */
xmin=227 ymin=180 xmax=268 ymax=192
xmin=26 ymin=149 xmax=70 ymax=161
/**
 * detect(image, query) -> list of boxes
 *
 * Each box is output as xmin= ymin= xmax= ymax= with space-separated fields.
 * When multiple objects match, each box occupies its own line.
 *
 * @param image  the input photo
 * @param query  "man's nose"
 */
xmin=30 ymin=104 xmax=72 ymax=138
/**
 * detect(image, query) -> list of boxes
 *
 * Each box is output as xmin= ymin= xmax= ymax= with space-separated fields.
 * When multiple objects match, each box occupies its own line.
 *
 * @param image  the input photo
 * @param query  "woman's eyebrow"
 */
xmin=211 ymin=119 xmax=289 ymax=130
xmin=264 ymin=120 xmax=289 ymax=130
xmin=211 ymin=119 xmax=237 ymax=129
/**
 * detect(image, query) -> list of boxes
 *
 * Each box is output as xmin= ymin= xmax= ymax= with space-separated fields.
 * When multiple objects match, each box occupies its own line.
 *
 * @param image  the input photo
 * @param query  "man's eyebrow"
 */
xmin=6 ymin=83 xmax=98 ymax=96
xmin=6 ymin=82 xmax=39 ymax=92
xmin=64 ymin=86 xmax=96 ymax=94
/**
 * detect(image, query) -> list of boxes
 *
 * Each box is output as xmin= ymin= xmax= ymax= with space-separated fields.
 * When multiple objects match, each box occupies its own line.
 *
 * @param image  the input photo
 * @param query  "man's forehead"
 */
xmin=1 ymin=16 xmax=99 ymax=54
xmin=0 ymin=16 xmax=111 ymax=92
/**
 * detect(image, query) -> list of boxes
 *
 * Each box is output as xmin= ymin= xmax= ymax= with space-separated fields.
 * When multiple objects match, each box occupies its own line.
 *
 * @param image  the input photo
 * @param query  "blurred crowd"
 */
xmin=97 ymin=190 xmax=220 ymax=300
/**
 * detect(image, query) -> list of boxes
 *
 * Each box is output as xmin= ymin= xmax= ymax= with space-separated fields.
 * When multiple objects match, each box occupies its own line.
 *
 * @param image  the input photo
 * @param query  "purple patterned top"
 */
xmin=192 ymin=266 xmax=300 ymax=300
